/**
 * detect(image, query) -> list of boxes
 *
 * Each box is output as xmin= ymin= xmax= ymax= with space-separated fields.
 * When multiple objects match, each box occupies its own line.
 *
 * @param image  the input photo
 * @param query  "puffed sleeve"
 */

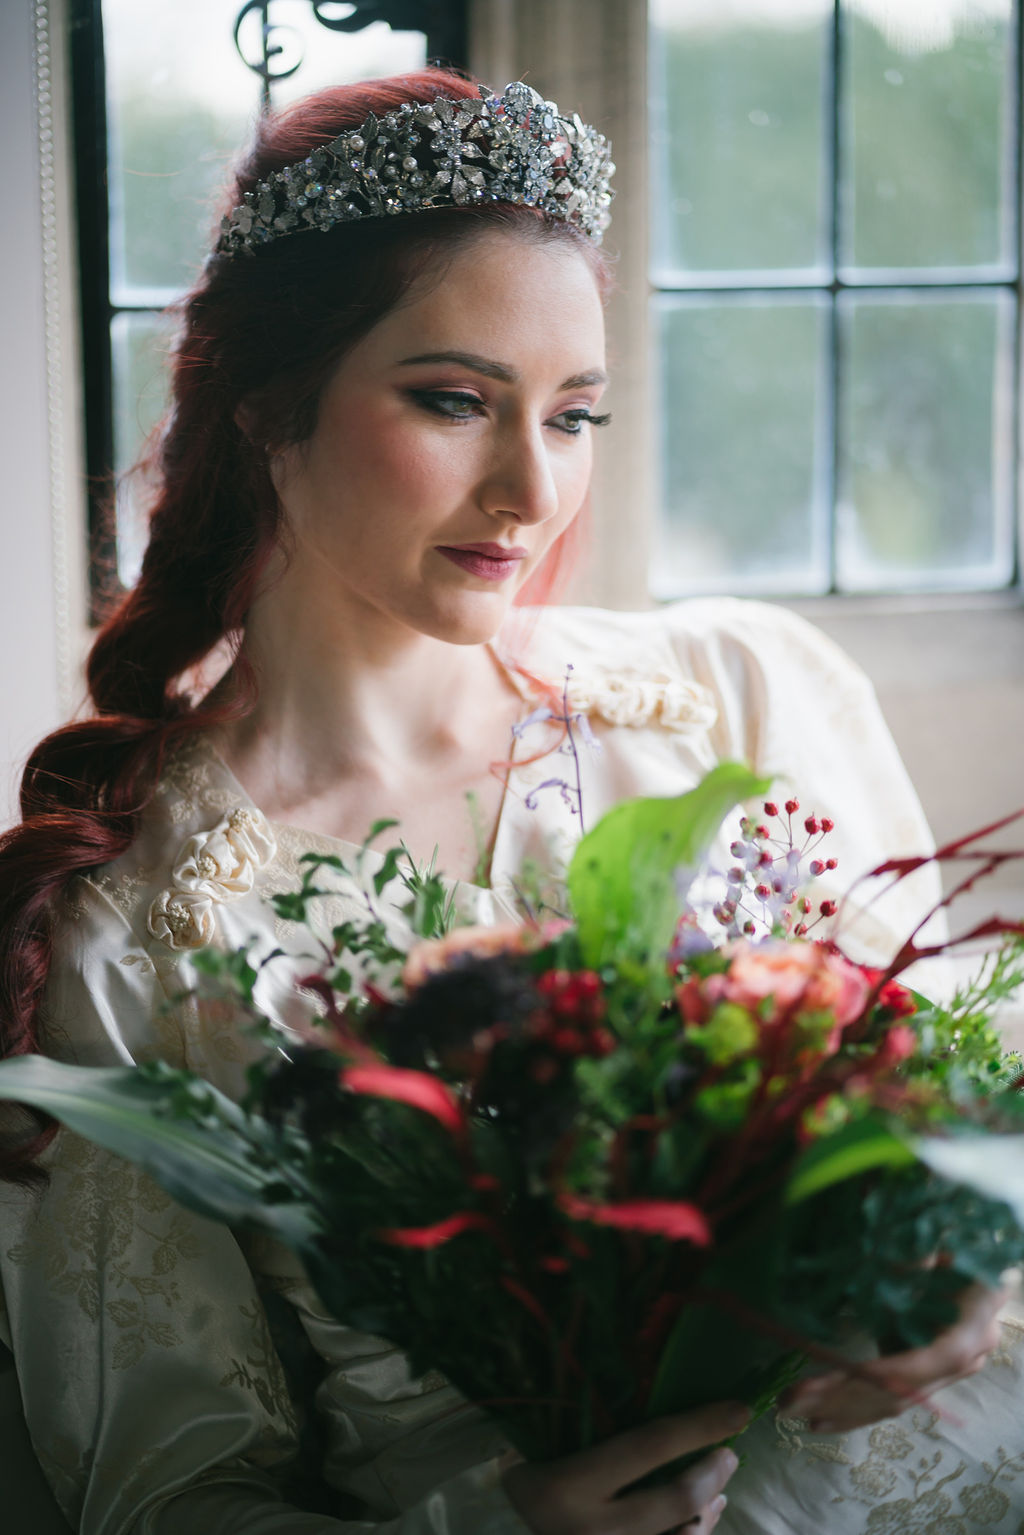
xmin=661 ymin=597 xmax=947 ymax=970
xmin=0 ymin=879 xmax=529 ymax=1535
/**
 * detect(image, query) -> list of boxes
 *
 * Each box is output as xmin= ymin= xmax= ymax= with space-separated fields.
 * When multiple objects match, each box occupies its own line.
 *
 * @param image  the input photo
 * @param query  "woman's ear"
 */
xmin=235 ymin=402 xmax=285 ymax=485
xmin=234 ymin=402 xmax=258 ymax=441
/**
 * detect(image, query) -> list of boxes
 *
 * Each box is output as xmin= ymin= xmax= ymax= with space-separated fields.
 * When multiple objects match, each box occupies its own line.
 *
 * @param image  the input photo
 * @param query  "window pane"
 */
xmin=836 ymin=291 xmax=1015 ymax=590
xmin=266 ymin=8 xmax=426 ymax=109
xmin=103 ymin=0 xmax=257 ymax=299
xmin=652 ymin=296 xmax=831 ymax=597
xmin=650 ymin=0 xmax=832 ymax=282
xmin=840 ymin=0 xmax=1017 ymax=276
xmin=111 ymin=312 xmax=176 ymax=588
xmin=103 ymin=0 xmax=427 ymax=301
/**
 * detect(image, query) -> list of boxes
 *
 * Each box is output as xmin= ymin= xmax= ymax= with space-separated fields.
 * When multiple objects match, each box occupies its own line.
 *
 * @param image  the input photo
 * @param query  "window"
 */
xmin=72 ymin=0 xmax=467 ymax=618
xmin=649 ymin=0 xmax=1020 ymax=599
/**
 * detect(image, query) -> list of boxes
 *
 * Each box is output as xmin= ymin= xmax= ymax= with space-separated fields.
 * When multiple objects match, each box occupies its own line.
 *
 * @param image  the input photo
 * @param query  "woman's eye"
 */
xmin=549 ymin=409 xmax=613 ymax=436
xmin=410 ymin=389 xmax=484 ymax=421
xmin=409 ymin=391 xmax=612 ymax=435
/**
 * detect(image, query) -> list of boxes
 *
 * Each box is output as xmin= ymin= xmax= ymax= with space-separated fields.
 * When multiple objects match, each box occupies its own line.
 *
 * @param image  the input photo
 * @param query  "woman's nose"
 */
xmin=479 ymin=427 xmax=561 ymax=525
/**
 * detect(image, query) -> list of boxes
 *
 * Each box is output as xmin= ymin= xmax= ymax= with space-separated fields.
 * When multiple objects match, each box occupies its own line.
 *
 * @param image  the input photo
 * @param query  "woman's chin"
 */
xmin=414 ymin=590 xmax=517 ymax=648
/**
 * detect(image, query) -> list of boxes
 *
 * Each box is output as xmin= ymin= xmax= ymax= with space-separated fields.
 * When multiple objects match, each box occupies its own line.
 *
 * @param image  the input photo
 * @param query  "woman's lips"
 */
xmin=436 ymin=544 xmax=528 ymax=582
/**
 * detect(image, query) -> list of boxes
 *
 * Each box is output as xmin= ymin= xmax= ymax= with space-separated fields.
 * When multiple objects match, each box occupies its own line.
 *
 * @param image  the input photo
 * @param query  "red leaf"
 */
xmin=559 ymin=1194 xmax=712 ymax=1246
xmin=376 ymin=1212 xmax=491 ymax=1248
xmin=340 ymin=1064 xmax=465 ymax=1135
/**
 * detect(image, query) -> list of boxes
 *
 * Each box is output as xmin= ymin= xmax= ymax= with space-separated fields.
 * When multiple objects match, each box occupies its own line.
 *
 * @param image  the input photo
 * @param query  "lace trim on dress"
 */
xmin=489 ymin=640 xmax=719 ymax=736
xmin=567 ymin=670 xmax=718 ymax=733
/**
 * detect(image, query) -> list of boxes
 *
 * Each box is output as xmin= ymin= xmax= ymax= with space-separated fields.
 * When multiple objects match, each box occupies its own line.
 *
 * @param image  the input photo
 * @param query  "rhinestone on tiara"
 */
xmin=216 ymin=81 xmax=615 ymax=257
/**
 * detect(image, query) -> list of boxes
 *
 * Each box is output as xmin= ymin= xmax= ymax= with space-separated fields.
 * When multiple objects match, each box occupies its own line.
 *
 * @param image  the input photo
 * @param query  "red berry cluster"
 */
xmin=527 ymin=970 xmax=615 ymax=1081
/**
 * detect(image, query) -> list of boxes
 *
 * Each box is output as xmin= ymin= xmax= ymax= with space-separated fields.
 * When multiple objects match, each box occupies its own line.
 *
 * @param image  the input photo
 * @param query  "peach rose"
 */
xmin=709 ymin=939 xmax=871 ymax=1030
xmin=402 ymin=919 xmax=570 ymax=991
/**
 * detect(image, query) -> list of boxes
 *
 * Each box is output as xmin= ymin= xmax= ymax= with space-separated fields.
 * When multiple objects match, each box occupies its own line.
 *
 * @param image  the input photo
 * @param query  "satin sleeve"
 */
xmin=661 ymin=597 xmax=947 ymax=972
xmin=0 ymin=879 xmax=529 ymax=1535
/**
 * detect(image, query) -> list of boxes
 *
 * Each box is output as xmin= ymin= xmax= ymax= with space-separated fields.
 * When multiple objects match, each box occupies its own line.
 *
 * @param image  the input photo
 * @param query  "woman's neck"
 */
xmin=207 ymin=591 xmax=525 ymax=861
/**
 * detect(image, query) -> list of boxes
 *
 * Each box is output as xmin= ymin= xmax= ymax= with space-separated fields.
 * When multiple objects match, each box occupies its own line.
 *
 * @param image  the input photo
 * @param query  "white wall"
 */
xmin=0 ymin=0 xmax=61 ymax=824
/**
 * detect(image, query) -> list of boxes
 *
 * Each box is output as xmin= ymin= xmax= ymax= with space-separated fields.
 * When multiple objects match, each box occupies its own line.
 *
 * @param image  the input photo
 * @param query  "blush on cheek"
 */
xmin=331 ymin=407 xmax=472 ymax=505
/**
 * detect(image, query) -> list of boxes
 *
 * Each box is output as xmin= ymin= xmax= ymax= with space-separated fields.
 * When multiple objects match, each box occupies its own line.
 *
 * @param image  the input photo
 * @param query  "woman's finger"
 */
xmin=557 ymin=1402 xmax=749 ymax=1499
xmin=619 ymin=1449 xmax=737 ymax=1535
xmin=678 ymin=1493 xmax=730 ymax=1534
xmin=871 ymin=1283 xmax=1006 ymax=1390
xmin=789 ymin=1355 xmax=1005 ymax=1434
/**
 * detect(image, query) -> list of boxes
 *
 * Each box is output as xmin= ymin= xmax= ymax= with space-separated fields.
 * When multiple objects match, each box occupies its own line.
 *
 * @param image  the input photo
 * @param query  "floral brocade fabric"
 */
xmin=720 ymin=1325 xmax=1024 ymax=1535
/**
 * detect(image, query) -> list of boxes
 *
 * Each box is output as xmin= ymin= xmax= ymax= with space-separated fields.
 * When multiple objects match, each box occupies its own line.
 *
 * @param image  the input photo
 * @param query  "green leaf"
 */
xmin=192 ymin=946 xmax=259 ymax=1005
xmin=0 ymin=1056 xmax=323 ymax=1247
xmin=373 ymin=847 xmax=404 ymax=897
xmin=299 ymin=852 xmax=350 ymax=874
xmin=646 ymin=1211 xmax=799 ymax=1421
xmin=363 ymin=818 xmax=400 ymax=848
xmin=785 ymin=1114 xmax=916 ymax=1205
xmin=566 ymin=762 xmax=771 ymax=971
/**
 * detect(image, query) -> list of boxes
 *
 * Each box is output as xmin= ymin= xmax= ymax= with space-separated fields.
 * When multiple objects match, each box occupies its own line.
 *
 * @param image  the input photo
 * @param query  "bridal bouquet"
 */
xmin=3 ymin=762 xmax=1024 ymax=1463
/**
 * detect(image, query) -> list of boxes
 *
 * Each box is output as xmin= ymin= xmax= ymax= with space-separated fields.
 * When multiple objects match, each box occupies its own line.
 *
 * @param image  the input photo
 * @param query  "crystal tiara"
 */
xmin=216 ymin=80 xmax=615 ymax=257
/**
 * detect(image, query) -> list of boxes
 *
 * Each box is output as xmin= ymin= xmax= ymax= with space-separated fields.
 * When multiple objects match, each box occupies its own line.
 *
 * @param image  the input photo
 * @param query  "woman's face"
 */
xmin=270 ymin=228 xmax=607 ymax=646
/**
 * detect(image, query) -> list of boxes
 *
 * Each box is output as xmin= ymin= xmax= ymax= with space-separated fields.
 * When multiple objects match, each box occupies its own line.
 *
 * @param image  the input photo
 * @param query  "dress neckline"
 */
xmin=195 ymin=644 xmax=547 ymax=897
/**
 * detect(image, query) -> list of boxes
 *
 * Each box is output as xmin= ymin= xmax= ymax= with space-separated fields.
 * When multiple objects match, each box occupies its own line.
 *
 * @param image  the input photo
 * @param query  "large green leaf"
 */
xmin=0 ymin=1055 xmax=323 ymax=1247
xmin=785 ymin=1113 xmax=916 ymax=1205
xmin=645 ymin=1209 xmax=800 ymax=1423
xmin=567 ymin=762 xmax=771 ymax=971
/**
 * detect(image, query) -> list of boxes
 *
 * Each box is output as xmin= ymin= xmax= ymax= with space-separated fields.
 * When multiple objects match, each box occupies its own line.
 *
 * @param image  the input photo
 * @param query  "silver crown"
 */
xmin=216 ymin=81 xmax=614 ymax=257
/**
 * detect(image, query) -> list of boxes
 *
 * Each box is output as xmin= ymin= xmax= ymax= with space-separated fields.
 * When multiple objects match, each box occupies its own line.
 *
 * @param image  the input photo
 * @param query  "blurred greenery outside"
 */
xmin=652 ymin=4 xmax=1017 ymax=596
xmin=104 ymin=5 xmax=1019 ymax=596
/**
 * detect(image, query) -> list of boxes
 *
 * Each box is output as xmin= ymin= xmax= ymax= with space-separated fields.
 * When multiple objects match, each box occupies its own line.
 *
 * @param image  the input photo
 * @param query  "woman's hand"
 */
xmin=502 ymin=1400 xmax=748 ymax=1535
xmin=781 ymin=1281 xmax=1007 ymax=1433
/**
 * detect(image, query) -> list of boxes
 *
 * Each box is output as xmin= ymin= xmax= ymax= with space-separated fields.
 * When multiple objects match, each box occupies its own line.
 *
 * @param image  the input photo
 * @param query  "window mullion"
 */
xmin=828 ymin=0 xmax=842 ymax=594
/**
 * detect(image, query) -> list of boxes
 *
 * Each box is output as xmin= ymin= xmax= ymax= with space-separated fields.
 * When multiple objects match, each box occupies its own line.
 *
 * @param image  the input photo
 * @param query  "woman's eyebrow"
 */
xmin=397 ymin=350 xmax=608 ymax=390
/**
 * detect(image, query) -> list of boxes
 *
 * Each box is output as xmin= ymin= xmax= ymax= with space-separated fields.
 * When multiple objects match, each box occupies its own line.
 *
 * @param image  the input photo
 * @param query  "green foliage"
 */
xmin=395 ymin=844 xmax=457 ymax=940
xmin=781 ymin=1167 xmax=1024 ymax=1351
xmin=264 ymin=823 xmax=455 ymax=994
xmin=3 ymin=762 xmax=1024 ymax=1466
xmin=785 ymin=1113 xmax=917 ymax=1205
xmin=567 ymin=762 xmax=771 ymax=976
xmin=191 ymin=944 xmax=261 ymax=1007
xmin=0 ymin=1056 xmax=323 ymax=1248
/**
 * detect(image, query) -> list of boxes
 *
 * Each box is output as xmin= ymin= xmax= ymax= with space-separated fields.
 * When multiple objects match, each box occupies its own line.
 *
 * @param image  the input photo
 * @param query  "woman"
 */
xmin=0 ymin=70 xmax=1012 ymax=1535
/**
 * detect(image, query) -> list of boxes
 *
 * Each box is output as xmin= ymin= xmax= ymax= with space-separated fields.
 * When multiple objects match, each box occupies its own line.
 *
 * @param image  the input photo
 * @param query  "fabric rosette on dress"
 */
xmin=566 ymin=670 xmax=718 ymax=734
xmin=147 ymin=807 xmax=277 ymax=952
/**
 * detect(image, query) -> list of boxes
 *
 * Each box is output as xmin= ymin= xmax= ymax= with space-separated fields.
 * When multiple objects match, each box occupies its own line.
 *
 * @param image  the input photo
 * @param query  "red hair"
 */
xmin=0 ymin=69 xmax=611 ymax=1180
